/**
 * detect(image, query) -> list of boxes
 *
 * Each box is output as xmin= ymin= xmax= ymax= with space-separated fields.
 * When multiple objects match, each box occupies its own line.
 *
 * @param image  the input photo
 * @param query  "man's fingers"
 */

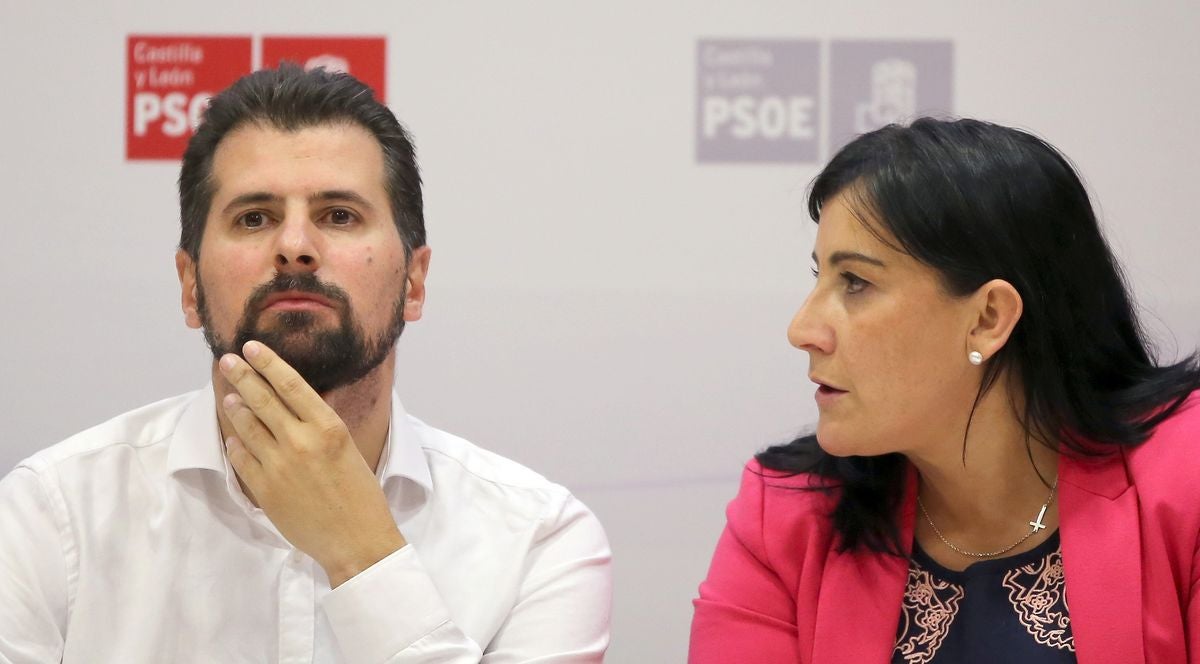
xmin=218 ymin=352 xmax=294 ymax=434
xmin=225 ymin=436 xmax=264 ymax=487
xmin=241 ymin=341 xmax=330 ymax=422
xmin=222 ymin=393 xmax=276 ymax=458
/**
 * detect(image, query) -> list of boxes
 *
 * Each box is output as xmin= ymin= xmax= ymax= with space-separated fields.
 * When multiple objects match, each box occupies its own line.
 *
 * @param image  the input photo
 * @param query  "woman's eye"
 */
xmin=810 ymin=267 xmax=819 ymax=279
xmin=843 ymin=272 xmax=869 ymax=294
xmin=239 ymin=211 xmax=266 ymax=228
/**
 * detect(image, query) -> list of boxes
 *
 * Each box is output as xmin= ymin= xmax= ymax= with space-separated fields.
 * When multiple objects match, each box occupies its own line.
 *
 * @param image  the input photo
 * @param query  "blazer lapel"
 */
xmin=1059 ymin=450 xmax=1144 ymax=664
xmin=810 ymin=466 xmax=916 ymax=663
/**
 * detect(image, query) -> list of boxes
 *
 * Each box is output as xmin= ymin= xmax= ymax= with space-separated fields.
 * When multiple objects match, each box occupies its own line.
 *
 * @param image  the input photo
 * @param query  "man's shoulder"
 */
xmin=17 ymin=391 xmax=201 ymax=475
xmin=398 ymin=415 xmax=607 ymax=554
xmin=405 ymin=415 xmax=565 ymax=494
xmin=400 ymin=415 xmax=587 ymax=526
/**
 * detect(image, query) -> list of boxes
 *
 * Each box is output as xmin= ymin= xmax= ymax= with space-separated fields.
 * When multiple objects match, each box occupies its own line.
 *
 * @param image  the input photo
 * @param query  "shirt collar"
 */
xmin=377 ymin=392 xmax=434 ymax=493
xmin=165 ymin=386 xmax=225 ymax=475
xmin=166 ymin=384 xmax=434 ymax=494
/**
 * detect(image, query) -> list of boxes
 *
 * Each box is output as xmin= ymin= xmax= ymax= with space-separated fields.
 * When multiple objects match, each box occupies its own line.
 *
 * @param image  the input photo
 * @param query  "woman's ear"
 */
xmin=967 ymin=279 xmax=1023 ymax=362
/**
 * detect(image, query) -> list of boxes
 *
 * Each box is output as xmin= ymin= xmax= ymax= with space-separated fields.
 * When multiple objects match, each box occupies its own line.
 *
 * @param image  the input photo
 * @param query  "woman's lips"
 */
xmin=814 ymin=384 xmax=848 ymax=407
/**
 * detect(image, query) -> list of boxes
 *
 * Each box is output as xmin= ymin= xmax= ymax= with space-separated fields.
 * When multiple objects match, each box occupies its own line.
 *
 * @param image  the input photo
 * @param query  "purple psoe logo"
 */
xmin=696 ymin=40 xmax=820 ymax=164
xmin=829 ymin=40 xmax=953 ymax=153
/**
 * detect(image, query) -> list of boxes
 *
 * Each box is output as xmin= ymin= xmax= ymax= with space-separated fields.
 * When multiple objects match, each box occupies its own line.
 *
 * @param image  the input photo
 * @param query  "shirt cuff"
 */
xmin=321 ymin=545 xmax=453 ymax=662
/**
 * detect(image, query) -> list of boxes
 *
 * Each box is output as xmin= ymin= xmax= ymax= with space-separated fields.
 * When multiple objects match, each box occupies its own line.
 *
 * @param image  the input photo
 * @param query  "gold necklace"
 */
xmin=917 ymin=476 xmax=1058 ymax=559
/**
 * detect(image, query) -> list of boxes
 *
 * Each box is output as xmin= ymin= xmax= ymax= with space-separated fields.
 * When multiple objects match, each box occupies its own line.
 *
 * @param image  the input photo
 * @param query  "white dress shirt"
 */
xmin=0 ymin=387 xmax=611 ymax=663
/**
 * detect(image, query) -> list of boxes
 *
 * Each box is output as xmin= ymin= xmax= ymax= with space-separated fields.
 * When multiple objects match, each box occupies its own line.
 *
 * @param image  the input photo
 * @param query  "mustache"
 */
xmin=245 ymin=273 xmax=351 ymax=312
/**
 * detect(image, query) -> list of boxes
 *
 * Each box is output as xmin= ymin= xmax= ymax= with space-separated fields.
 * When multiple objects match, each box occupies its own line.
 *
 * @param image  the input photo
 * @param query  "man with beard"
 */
xmin=0 ymin=65 xmax=612 ymax=662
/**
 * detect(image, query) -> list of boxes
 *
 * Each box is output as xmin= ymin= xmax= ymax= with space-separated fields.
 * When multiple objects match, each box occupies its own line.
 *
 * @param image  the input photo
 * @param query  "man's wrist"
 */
xmin=323 ymin=530 xmax=409 ymax=588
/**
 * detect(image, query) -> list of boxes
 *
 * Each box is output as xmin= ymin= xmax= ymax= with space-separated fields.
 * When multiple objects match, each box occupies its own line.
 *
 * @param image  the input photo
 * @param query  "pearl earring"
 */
xmin=968 ymin=351 xmax=984 ymax=365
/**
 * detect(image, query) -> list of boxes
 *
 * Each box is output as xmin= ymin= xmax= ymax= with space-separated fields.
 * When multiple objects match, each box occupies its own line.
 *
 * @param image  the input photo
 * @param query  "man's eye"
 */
xmin=238 ymin=212 xmax=266 ymax=228
xmin=329 ymin=209 xmax=355 ymax=225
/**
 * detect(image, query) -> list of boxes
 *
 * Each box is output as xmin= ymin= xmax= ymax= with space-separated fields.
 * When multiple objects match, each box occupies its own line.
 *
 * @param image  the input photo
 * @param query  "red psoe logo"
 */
xmin=262 ymin=36 xmax=387 ymax=102
xmin=126 ymin=35 xmax=252 ymax=160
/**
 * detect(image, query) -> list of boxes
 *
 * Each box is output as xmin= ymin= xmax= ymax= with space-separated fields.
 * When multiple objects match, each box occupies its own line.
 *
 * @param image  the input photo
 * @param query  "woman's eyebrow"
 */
xmin=811 ymin=250 xmax=886 ymax=268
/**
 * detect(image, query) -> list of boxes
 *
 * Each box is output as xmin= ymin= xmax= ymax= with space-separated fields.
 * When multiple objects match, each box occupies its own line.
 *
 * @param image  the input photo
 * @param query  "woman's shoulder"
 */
xmin=1125 ymin=391 xmax=1200 ymax=484
xmin=728 ymin=438 xmax=842 ymax=545
xmin=741 ymin=457 xmax=841 ymax=493
xmin=744 ymin=435 xmax=841 ymax=492
xmin=1147 ymin=389 xmax=1200 ymax=437
xmin=715 ymin=455 xmax=843 ymax=595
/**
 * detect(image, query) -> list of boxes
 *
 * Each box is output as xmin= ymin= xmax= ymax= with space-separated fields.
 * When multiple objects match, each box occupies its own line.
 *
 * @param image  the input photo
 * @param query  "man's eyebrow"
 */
xmin=221 ymin=192 xmax=280 ymax=215
xmin=220 ymin=190 xmax=376 ymax=216
xmin=310 ymin=190 xmax=375 ymax=210
xmin=810 ymin=250 xmax=887 ymax=268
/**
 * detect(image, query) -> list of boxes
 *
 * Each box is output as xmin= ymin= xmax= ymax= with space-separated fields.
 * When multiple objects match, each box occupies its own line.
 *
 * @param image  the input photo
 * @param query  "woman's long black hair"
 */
xmin=758 ymin=118 xmax=1200 ymax=556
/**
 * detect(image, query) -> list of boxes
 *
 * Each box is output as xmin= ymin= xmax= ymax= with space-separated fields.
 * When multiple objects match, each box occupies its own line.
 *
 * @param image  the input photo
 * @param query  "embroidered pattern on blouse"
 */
xmin=1000 ymin=550 xmax=1075 ymax=651
xmin=894 ymin=566 xmax=964 ymax=663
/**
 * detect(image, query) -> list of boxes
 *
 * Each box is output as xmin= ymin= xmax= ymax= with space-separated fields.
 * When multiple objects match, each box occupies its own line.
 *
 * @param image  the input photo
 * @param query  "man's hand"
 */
xmin=218 ymin=340 xmax=407 ymax=588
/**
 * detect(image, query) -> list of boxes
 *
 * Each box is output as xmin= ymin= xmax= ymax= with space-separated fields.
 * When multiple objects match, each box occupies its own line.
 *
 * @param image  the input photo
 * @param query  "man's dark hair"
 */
xmin=178 ymin=63 xmax=424 ymax=258
xmin=758 ymin=117 xmax=1200 ymax=556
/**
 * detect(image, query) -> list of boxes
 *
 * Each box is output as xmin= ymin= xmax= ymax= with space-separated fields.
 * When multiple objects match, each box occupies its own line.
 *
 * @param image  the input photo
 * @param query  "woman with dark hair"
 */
xmin=689 ymin=118 xmax=1200 ymax=663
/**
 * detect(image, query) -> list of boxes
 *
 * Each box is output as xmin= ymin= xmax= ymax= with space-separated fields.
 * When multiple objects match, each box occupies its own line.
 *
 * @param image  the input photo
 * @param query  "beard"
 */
xmin=196 ymin=270 xmax=407 ymax=394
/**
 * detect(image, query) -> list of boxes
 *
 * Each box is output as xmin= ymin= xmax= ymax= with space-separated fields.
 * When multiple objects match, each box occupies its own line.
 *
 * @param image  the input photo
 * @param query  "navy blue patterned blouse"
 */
xmin=892 ymin=531 xmax=1076 ymax=663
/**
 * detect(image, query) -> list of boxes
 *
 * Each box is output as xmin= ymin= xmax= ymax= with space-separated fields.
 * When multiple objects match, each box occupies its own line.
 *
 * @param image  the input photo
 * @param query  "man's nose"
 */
xmin=787 ymin=291 xmax=835 ymax=355
xmin=273 ymin=215 xmax=320 ymax=273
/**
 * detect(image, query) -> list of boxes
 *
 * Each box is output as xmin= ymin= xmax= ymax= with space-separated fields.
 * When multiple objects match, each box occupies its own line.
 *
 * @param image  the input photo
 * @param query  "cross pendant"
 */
xmin=1029 ymin=505 xmax=1048 ymax=532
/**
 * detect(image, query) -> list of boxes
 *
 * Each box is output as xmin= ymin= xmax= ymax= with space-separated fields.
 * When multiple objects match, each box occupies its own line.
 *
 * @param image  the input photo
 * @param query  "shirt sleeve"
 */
xmin=689 ymin=466 xmax=799 ymax=663
xmin=0 ymin=466 xmax=70 ymax=664
xmin=321 ymin=493 xmax=612 ymax=663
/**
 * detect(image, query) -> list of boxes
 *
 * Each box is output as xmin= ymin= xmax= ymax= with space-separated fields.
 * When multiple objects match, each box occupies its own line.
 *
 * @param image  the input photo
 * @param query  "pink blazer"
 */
xmin=690 ymin=398 xmax=1200 ymax=663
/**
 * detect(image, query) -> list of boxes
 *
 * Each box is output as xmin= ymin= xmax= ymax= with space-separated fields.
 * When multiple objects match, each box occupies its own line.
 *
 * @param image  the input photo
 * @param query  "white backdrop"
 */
xmin=2 ymin=2 xmax=1198 ymax=661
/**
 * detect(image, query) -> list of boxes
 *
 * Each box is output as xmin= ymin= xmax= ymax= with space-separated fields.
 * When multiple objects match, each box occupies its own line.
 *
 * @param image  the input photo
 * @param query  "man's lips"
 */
xmin=260 ymin=291 xmax=336 ymax=312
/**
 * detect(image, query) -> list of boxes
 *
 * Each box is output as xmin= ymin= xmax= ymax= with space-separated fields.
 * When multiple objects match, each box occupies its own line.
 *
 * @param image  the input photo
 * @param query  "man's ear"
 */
xmin=402 ymin=246 xmax=432 ymax=322
xmin=966 ymin=279 xmax=1023 ymax=362
xmin=175 ymin=249 xmax=203 ymax=330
